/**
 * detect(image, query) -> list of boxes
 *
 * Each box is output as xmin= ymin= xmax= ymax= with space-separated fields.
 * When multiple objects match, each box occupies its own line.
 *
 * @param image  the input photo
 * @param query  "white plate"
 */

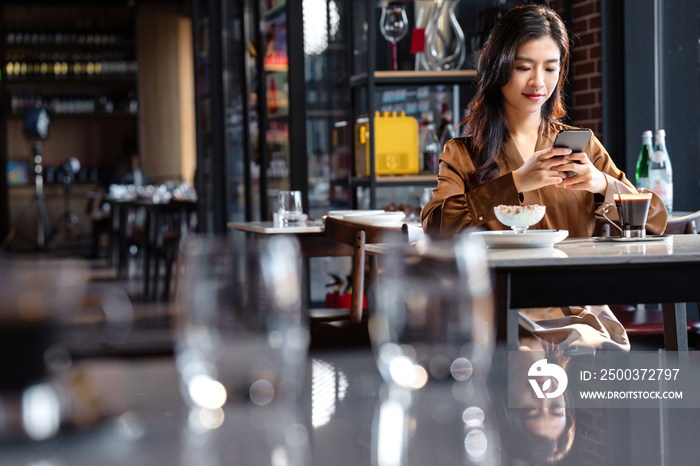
xmin=470 ymin=230 xmax=569 ymax=248
xmin=327 ymin=210 xmax=386 ymax=219
xmin=340 ymin=212 xmax=406 ymax=225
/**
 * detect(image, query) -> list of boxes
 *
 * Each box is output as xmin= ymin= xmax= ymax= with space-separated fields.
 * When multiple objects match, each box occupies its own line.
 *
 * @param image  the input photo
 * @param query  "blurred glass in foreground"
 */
xmin=0 ymin=259 xmax=88 ymax=442
xmin=174 ymin=234 xmax=310 ymax=465
xmin=369 ymin=234 xmax=497 ymax=465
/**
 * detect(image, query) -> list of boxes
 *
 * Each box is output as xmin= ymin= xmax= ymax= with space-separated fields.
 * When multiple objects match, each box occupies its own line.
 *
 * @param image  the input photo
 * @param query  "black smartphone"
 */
xmin=553 ymin=129 xmax=593 ymax=153
xmin=552 ymin=129 xmax=593 ymax=177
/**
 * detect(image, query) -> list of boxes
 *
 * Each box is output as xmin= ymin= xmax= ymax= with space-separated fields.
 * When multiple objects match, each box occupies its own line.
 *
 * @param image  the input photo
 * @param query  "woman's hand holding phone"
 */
xmin=555 ymin=153 xmax=607 ymax=194
xmin=512 ymin=147 xmax=572 ymax=193
xmin=546 ymin=128 xmax=606 ymax=194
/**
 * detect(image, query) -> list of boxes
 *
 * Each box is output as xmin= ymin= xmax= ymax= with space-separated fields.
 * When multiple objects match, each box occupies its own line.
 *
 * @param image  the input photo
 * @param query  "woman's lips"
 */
xmin=523 ymin=93 xmax=544 ymax=101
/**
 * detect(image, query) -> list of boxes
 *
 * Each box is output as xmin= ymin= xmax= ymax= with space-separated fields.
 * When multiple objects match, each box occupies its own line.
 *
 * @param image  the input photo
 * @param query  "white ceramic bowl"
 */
xmin=493 ymin=204 xmax=546 ymax=233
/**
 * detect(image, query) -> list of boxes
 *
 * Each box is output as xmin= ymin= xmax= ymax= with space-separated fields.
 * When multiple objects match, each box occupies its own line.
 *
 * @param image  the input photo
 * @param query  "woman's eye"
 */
xmin=550 ymin=403 xmax=565 ymax=414
xmin=547 ymin=68 xmax=559 ymax=72
xmin=516 ymin=67 xmax=530 ymax=71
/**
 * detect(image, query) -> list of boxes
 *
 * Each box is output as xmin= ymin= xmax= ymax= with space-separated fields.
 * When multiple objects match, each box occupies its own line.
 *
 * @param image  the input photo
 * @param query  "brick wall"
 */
xmin=569 ymin=0 xmax=603 ymax=141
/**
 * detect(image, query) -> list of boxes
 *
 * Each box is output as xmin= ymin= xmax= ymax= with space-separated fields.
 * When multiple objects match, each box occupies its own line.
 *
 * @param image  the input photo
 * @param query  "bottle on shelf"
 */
xmin=635 ymin=130 xmax=653 ymax=190
xmin=418 ymin=111 xmax=440 ymax=174
xmin=437 ymin=107 xmax=455 ymax=151
xmin=649 ymin=129 xmax=673 ymax=214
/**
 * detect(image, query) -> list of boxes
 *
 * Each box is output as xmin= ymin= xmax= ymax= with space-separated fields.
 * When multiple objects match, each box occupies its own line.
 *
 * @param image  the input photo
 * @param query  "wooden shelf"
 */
xmin=8 ymin=111 xmax=136 ymax=120
xmin=267 ymin=112 xmax=289 ymax=121
xmin=263 ymin=64 xmax=288 ymax=72
xmin=4 ymin=42 xmax=135 ymax=52
xmin=350 ymin=70 xmax=477 ymax=87
xmin=352 ymin=174 xmax=438 ymax=187
xmin=4 ymin=76 xmax=136 ymax=85
xmin=306 ymin=109 xmax=347 ymax=118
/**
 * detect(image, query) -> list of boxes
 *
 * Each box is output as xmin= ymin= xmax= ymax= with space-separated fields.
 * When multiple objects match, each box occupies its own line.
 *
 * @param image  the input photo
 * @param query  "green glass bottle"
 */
xmin=635 ymin=130 xmax=652 ymax=190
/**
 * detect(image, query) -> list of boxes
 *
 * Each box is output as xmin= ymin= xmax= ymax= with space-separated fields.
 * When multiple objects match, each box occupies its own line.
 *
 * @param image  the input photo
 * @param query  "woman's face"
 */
xmin=501 ymin=37 xmax=562 ymax=118
xmin=509 ymin=352 xmax=567 ymax=441
xmin=514 ymin=379 xmax=567 ymax=440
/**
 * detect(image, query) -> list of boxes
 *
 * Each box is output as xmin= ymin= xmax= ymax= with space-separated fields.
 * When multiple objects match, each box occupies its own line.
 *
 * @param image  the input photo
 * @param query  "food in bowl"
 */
xmin=494 ymin=204 xmax=546 ymax=233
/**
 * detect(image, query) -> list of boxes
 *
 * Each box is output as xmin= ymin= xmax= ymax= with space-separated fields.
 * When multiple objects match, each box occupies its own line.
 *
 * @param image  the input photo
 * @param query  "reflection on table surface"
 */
xmin=4 ymin=349 xmax=700 ymax=465
xmin=482 ymin=234 xmax=700 ymax=267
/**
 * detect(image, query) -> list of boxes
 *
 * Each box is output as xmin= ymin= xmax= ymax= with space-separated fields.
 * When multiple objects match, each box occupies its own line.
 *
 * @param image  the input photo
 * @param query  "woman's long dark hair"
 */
xmin=460 ymin=4 xmax=570 ymax=185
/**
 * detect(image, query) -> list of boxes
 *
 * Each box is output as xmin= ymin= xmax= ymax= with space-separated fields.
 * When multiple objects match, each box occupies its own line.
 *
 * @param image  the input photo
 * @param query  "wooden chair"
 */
xmin=318 ymin=216 xmax=403 ymax=324
xmin=146 ymin=199 xmax=198 ymax=302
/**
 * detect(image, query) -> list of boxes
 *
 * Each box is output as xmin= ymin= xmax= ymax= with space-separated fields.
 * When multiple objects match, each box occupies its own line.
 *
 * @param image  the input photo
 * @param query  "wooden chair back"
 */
xmin=664 ymin=210 xmax=700 ymax=235
xmin=323 ymin=216 xmax=403 ymax=323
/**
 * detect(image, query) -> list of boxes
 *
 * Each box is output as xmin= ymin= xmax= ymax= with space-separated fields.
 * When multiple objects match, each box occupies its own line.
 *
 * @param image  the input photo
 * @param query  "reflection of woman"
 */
xmin=490 ymin=344 xmax=575 ymax=465
xmin=421 ymin=4 xmax=668 ymax=354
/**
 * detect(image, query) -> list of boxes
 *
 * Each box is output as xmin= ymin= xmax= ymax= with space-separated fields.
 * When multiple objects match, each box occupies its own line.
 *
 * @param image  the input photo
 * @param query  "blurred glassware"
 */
xmin=421 ymin=0 xmax=467 ymax=71
xmin=0 ymin=259 xmax=91 ymax=442
xmin=175 ymin=234 xmax=309 ymax=408
xmin=420 ymin=187 xmax=433 ymax=210
xmin=369 ymin=234 xmax=495 ymax=464
xmin=278 ymin=190 xmax=303 ymax=225
xmin=379 ymin=5 xmax=409 ymax=71
xmin=371 ymin=235 xmax=494 ymax=385
xmin=174 ymin=234 xmax=310 ymax=464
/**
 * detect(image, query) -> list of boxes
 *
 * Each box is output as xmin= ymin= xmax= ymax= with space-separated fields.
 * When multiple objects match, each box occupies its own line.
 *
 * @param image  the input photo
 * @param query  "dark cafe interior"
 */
xmin=1 ymin=0 xmax=700 ymax=464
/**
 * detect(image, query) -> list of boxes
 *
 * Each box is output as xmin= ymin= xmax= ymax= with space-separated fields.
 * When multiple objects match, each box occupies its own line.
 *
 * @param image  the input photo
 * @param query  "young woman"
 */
xmin=490 ymin=344 xmax=575 ymax=465
xmin=421 ymin=4 xmax=668 ymax=353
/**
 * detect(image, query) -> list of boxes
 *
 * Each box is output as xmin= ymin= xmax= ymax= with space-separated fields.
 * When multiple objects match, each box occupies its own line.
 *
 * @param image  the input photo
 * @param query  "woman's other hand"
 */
xmin=555 ymin=152 xmax=607 ymax=194
xmin=512 ymin=147 xmax=571 ymax=193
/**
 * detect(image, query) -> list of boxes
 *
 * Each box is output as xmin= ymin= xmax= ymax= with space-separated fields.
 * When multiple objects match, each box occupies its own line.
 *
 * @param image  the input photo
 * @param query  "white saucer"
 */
xmin=327 ymin=210 xmax=385 ymax=218
xmin=470 ymin=230 xmax=569 ymax=248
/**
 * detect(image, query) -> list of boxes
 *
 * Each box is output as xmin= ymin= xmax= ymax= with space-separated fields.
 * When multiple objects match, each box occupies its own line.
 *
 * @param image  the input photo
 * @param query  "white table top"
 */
xmin=366 ymin=234 xmax=700 ymax=268
xmin=227 ymin=218 xmax=423 ymax=235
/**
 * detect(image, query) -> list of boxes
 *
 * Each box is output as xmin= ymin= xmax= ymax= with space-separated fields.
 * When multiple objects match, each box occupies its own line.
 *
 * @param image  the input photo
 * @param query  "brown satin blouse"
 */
xmin=421 ymin=125 xmax=668 ymax=239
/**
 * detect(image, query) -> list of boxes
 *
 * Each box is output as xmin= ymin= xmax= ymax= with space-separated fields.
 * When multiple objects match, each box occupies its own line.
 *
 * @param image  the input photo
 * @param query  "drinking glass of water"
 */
xmin=278 ymin=190 xmax=303 ymax=225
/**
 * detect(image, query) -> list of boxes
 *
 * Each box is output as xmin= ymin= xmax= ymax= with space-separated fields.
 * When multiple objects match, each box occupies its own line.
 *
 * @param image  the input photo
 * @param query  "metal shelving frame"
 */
xmin=348 ymin=1 xmax=476 ymax=209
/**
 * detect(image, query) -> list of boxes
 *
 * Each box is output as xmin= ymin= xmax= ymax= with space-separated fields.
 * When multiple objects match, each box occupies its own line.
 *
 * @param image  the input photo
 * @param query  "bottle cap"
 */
xmin=655 ymin=129 xmax=665 ymax=137
xmin=421 ymin=111 xmax=434 ymax=123
xmin=642 ymin=130 xmax=652 ymax=138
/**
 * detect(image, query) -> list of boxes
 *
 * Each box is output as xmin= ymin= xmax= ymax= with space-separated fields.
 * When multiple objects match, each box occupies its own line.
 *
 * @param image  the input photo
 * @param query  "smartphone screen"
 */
xmin=553 ymin=129 xmax=593 ymax=153
xmin=553 ymin=129 xmax=592 ymax=177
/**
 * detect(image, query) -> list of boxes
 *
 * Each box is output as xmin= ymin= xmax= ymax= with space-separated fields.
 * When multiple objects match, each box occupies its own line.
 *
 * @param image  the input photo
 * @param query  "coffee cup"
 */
xmin=601 ymin=191 xmax=653 ymax=238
